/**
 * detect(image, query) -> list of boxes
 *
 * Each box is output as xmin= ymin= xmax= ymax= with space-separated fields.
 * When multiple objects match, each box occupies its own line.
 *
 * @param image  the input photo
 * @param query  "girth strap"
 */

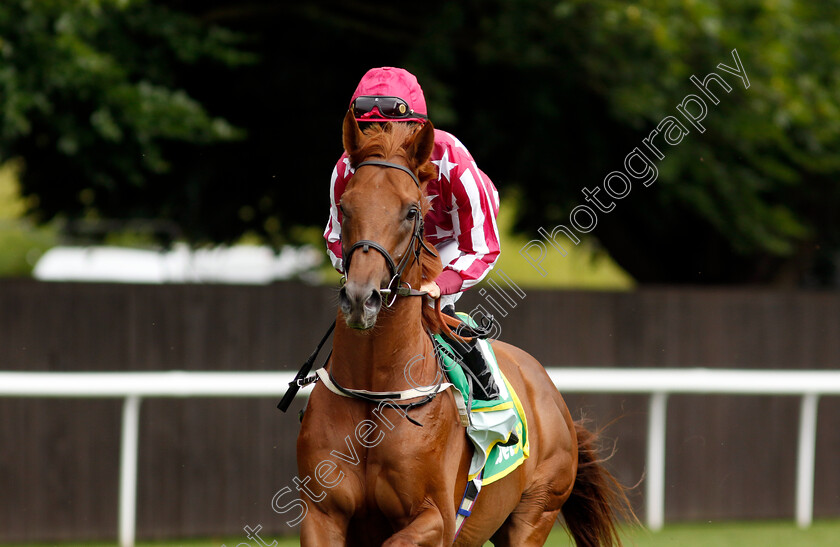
xmin=453 ymin=474 xmax=483 ymax=541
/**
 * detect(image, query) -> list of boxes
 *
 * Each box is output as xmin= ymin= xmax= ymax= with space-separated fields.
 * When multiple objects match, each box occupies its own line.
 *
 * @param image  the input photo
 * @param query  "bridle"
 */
xmin=341 ymin=159 xmax=438 ymax=307
xmin=278 ymin=159 xmax=450 ymax=420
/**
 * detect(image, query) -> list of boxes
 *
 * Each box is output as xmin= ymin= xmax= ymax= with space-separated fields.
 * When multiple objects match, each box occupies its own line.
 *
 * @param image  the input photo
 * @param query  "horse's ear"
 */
xmin=342 ymin=110 xmax=363 ymax=155
xmin=406 ymin=121 xmax=435 ymax=166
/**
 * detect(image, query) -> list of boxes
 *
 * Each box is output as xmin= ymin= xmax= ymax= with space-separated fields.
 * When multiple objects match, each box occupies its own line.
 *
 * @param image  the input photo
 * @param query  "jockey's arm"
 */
xmin=427 ymin=141 xmax=501 ymax=298
xmin=324 ymin=155 xmax=351 ymax=273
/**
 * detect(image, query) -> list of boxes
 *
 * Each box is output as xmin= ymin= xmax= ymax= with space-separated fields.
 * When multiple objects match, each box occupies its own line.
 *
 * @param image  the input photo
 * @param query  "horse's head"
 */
xmin=337 ymin=111 xmax=438 ymax=330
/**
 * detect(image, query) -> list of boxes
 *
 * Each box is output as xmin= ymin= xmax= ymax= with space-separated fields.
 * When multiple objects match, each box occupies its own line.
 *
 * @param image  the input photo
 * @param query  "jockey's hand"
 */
xmin=421 ymin=282 xmax=441 ymax=299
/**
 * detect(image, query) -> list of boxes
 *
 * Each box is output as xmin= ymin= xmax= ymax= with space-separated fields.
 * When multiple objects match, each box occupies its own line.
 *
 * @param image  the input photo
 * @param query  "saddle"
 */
xmin=431 ymin=311 xmax=528 ymax=482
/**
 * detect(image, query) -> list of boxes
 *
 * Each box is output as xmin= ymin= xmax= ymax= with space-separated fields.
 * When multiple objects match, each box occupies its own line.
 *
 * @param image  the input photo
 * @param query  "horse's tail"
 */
xmin=560 ymin=420 xmax=637 ymax=547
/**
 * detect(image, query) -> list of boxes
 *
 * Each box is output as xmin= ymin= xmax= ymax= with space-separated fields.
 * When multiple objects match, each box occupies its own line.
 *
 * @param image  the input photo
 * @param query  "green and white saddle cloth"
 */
xmin=433 ymin=313 xmax=530 ymax=484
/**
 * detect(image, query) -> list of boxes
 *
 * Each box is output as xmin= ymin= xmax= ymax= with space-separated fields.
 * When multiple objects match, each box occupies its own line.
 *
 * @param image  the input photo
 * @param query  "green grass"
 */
xmin=561 ymin=520 xmax=840 ymax=546
xmin=6 ymin=520 xmax=840 ymax=546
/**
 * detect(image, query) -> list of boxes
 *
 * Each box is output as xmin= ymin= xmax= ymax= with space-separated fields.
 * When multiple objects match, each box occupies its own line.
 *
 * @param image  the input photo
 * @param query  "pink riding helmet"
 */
xmin=349 ymin=67 xmax=428 ymax=123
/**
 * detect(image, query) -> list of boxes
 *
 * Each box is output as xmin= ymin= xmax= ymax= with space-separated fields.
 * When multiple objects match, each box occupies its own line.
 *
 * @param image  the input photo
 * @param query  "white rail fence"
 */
xmin=2 ymin=368 xmax=839 ymax=546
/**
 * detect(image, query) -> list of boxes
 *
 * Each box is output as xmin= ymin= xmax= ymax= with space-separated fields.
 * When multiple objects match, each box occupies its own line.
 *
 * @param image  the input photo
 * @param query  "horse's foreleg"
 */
xmin=299 ymin=507 xmax=349 ymax=547
xmin=382 ymin=507 xmax=449 ymax=547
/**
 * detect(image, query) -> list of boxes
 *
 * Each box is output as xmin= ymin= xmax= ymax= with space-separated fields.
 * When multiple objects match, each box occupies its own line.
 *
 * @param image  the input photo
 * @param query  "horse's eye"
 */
xmin=405 ymin=208 xmax=419 ymax=221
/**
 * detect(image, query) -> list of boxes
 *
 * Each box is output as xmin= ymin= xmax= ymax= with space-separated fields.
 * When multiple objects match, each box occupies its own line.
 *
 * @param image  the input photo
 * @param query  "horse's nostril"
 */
xmin=364 ymin=290 xmax=382 ymax=310
xmin=340 ymin=284 xmax=380 ymax=321
xmin=339 ymin=287 xmax=351 ymax=308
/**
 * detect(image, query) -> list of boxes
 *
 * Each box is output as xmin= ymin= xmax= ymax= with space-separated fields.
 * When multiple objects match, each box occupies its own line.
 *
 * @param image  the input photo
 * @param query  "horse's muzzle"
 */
xmin=339 ymin=282 xmax=382 ymax=329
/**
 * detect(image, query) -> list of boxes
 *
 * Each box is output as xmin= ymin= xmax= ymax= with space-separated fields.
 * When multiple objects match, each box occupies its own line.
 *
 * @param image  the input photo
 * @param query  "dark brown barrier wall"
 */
xmin=0 ymin=280 xmax=838 ymax=542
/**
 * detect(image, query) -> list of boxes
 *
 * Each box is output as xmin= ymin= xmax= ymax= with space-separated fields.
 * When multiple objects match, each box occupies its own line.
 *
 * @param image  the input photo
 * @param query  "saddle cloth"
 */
xmin=433 ymin=313 xmax=529 ymax=484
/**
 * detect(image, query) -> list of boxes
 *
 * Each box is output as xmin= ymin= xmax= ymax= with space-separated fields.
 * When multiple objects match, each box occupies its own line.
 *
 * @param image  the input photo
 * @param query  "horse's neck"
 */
xmin=331 ymin=300 xmax=436 ymax=392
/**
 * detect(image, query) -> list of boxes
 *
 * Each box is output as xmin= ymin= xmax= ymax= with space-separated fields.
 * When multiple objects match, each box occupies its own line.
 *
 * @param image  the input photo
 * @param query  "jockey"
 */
xmin=324 ymin=66 xmax=502 ymax=401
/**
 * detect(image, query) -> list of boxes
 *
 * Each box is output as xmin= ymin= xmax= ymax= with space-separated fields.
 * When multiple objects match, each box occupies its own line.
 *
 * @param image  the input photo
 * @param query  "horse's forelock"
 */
xmin=351 ymin=123 xmax=430 ymax=171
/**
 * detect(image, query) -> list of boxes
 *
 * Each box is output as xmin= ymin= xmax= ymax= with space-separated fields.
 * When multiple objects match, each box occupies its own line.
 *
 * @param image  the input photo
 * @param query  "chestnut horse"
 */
xmin=297 ymin=112 xmax=630 ymax=546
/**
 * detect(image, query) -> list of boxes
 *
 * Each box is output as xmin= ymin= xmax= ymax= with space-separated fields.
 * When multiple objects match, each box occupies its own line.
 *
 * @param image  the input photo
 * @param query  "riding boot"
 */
xmin=460 ymin=338 xmax=501 ymax=401
xmin=442 ymin=306 xmax=501 ymax=401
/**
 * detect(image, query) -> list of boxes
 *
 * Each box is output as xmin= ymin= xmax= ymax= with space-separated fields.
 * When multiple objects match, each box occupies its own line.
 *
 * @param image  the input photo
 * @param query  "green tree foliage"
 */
xmin=2 ymin=0 xmax=839 ymax=284
xmin=0 ymin=160 xmax=56 ymax=277
xmin=0 ymin=0 xmax=252 ymax=243
xmin=405 ymin=0 xmax=840 ymax=284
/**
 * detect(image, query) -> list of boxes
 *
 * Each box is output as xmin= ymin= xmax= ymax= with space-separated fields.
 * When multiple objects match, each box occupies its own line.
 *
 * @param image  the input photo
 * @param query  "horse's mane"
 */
xmin=419 ymin=240 xmax=444 ymax=334
xmin=349 ymin=123 xmax=445 ymax=334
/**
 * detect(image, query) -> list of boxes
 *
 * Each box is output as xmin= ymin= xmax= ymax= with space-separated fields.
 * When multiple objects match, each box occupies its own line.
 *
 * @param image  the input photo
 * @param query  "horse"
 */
xmin=296 ymin=112 xmax=632 ymax=546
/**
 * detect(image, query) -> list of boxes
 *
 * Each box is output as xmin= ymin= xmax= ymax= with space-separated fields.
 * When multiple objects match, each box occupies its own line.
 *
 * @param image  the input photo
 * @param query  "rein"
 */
xmin=433 ymin=298 xmax=496 ymax=343
xmin=341 ymin=160 xmax=437 ymax=307
xmin=277 ymin=320 xmax=335 ymax=412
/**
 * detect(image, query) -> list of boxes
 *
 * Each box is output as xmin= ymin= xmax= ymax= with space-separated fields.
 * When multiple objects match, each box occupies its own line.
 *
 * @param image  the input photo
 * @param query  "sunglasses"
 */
xmin=351 ymin=96 xmax=427 ymax=120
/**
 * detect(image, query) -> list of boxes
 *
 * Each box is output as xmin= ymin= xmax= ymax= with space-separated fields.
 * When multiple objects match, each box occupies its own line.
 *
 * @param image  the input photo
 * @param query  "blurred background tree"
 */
xmin=2 ymin=0 xmax=838 ymax=285
xmin=0 ymin=0 xmax=253 ymax=246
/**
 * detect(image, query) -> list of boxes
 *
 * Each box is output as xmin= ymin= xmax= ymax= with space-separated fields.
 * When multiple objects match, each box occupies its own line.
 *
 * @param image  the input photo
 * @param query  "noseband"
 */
xmin=341 ymin=160 xmax=437 ymax=306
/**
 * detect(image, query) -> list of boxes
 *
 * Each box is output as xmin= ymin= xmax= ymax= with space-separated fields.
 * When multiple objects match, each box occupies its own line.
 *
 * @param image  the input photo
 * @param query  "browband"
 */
xmin=355 ymin=160 xmax=421 ymax=188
